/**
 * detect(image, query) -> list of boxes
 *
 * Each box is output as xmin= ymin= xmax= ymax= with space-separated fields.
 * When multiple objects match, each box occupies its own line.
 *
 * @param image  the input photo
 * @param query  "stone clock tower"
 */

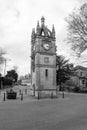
xmin=31 ymin=17 xmax=57 ymax=97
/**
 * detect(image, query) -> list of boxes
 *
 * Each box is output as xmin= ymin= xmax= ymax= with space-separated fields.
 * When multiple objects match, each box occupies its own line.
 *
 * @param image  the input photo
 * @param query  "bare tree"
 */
xmin=66 ymin=3 xmax=87 ymax=57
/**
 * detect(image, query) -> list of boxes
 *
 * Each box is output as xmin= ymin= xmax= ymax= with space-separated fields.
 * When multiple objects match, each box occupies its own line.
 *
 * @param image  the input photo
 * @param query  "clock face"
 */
xmin=43 ymin=43 xmax=50 ymax=50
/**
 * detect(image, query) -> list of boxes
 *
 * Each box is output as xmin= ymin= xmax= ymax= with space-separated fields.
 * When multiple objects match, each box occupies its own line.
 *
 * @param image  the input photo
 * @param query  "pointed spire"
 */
xmin=36 ymin=21 xmax=40 ymax=35
xmin=41 ymin=16 xmax=45 ymax=26
xmin=31 ymin=28 xmax=35 ymax=44
xmin=52 ymin=24 xmax=55 ymax=38
xmin=31 ymin=28 xmax=35 ymax=37
xmin=52 ymin=24 xmax=55 ymax=32
xmin=37 ymin=21 xmax=39 ymax=28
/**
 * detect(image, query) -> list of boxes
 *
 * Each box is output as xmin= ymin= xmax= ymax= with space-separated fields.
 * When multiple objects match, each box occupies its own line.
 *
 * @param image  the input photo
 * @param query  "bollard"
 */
xmin=3 ymin=93 xmax=5 ymax=101
xmin=25 ymin=89 xmax=27 ymax=94
xmin=51 ymin=92 xmax=53 ymax=99
xmin=62 ymin=92 xmax=64 ymax=99
xmin=56 ymin=90 xmax=58 ymax=98
xmin=33 ymin=86 xmax=35 ymax=96
xmin=21 ymin=93 xmax=23 ymax=101
xmin=19 ymin=89 xmax=21 ymax=95
xmin=38 ymin=92 xmax=40 ymax=100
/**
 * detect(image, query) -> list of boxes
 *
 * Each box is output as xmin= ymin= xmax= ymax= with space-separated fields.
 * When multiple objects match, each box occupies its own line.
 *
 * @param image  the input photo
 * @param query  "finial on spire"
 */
xmin=41 ymin=16 xmax=45 ymax=25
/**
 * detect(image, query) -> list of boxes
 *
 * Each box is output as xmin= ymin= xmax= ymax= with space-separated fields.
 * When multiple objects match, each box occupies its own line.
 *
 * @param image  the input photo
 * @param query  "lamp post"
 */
xmin=4 ymin=58 xmax=11 ymax=76
xmin=0 ymin=73 xmax=2 ymax=89
xmin=4 ymin=59 xmax=6 ymax=76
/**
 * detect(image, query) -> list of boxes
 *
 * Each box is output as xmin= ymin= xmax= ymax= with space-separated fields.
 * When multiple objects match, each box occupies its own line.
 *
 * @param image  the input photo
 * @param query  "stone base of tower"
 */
xmin=32 ymin=87 xmax=58 ymax=99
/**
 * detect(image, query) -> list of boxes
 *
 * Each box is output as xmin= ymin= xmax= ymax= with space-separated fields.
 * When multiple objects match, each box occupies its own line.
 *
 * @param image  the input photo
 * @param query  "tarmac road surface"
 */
xmin=0 ymin=90 xmax=87 ymax=130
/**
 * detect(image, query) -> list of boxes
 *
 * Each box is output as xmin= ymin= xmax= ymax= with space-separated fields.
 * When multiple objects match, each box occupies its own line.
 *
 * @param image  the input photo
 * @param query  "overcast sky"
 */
xmin=0 ymin=0 xmax=83 ymax=76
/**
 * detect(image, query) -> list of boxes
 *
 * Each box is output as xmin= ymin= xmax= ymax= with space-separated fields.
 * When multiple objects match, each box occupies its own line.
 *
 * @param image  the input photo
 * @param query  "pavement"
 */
xmin=0 ymin=85 xmax=87 ymax=130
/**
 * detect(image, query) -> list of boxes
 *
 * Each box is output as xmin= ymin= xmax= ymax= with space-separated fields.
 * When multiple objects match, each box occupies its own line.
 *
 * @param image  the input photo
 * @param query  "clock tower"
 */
xmin=31 ymin=17 xmax=57 ymax=97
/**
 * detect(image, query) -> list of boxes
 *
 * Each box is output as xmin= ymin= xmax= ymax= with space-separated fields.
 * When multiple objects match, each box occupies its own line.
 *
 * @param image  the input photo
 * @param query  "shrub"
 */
xmin=72 ymin=86 xmax=80 ymax=92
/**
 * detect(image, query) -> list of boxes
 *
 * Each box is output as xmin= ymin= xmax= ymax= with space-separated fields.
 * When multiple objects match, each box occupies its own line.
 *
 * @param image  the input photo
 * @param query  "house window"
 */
xmin=44 ymin=57 xmax=49 ymax=63
xmin=82 ymin=80 xmax=85 ymax=85
xmin=80 ymin=72 xmax=82 ymax=76
xmin=45 ymin=69 xmax=48 ymax=77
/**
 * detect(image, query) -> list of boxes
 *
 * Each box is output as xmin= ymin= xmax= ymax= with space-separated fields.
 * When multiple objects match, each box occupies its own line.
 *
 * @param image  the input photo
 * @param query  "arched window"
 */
xmin=40 ymin=29 xmax=45 ymax=36
xmin=45 ymin=69 xmax=48 ymax=77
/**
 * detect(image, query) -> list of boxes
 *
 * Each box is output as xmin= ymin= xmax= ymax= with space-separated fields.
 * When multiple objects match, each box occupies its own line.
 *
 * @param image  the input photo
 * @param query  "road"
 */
xmin=0 ymin=86 xmax=87 ymax=130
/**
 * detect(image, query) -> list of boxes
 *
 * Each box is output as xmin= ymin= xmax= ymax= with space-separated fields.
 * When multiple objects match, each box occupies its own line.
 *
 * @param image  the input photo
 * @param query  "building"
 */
xmin=19 ymin=74 xmax=31 ymax=86
xmin=31 ymin=17 xmax=57 ymax=97
xmin=70 ymin=65 xmax=87 ymax=89
xmin=74 ymin=66 xmax=87 ymax=88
